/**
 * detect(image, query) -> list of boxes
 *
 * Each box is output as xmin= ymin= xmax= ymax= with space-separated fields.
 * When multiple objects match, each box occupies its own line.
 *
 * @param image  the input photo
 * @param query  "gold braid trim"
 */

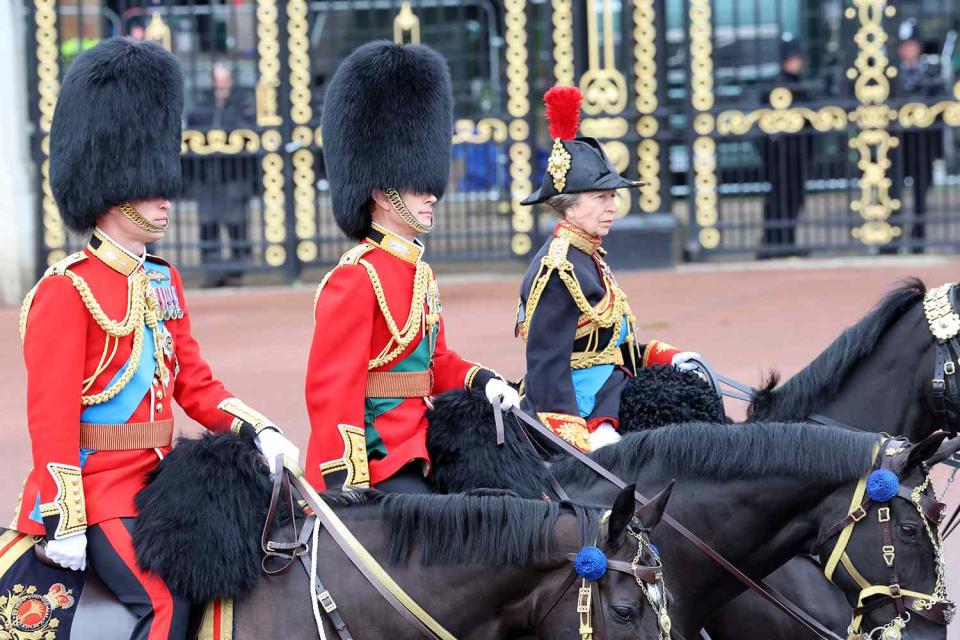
xmin=21 ymin=261 xmax=167 ymax=405
xmin=19 ymin=252 xmax=87 ymax=340
xmin=518 ymin=237 xmax=637 ymax=370
xmin=313 ymin=243 xmax=434 ymax=370
xmin=363 ymin=258 xmax=432 ymax=369
xmin=38 ymin=463 xmax=87 ymax=538
xmin=219 ymin=398 xmax=277 ymax=435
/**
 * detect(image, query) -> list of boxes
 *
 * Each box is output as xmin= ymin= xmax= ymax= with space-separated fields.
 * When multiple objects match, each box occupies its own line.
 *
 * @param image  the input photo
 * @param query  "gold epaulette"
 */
xmin=339 ymin=243 xmax=376 ymax=266
xmin=517 ymin=237 xmax=576 ymax=341
xmin=313 ymin=243 xmax=376 ymax=312
xmin=46 ymin=251 xmax=87 ymax=276
xmin=19 ymin=252 xmax=88 ymax=340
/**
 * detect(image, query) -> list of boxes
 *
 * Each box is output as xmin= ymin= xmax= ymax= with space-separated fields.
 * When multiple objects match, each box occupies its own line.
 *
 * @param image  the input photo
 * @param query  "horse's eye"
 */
xmin=899 ymin=523 xmax=919 ymax=540
xmin=610 ymin=605 xmax=634 ymax=624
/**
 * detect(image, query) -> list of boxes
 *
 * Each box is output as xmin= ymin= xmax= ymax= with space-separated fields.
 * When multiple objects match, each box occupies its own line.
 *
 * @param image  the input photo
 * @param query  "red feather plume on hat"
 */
xmin=544 ymin=86 xmax=582 ymax=141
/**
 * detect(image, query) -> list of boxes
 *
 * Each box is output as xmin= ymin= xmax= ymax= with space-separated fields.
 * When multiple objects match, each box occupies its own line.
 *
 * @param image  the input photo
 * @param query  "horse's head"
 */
xmin=815 ymin=432 xmax=958 ymax=640
xmin=537 ymin=483 xmax=676 ymax=640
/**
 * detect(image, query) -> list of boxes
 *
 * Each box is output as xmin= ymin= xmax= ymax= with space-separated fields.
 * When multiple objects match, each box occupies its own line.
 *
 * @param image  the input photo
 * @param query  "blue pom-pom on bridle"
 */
xmin=574 ymin=546 xmax=607 ymax=581
xmin=866 ymin=469 xmax=899 ymax=502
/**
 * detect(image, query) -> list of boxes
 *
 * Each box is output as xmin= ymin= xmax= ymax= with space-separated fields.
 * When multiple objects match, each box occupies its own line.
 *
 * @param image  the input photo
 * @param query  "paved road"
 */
xmin=2 ymin=254 xmax=959 ymax=632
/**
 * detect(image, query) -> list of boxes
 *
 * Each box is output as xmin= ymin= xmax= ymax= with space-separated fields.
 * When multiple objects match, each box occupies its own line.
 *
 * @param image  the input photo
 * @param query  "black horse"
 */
xmin=31 ymin=428 xmax=678 ymax=640
xmin=708 ymin=279 xmax=957 ymax=640
xmin=231 ymin=485 xmax=675 ymax=639
xmin=427 ymin=396 xmax=958 ymax=640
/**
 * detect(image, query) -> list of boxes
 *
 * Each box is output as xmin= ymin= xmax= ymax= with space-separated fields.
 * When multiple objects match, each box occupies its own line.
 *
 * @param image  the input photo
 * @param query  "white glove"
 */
xmin=588 ymin=422 xmax=622 ymax=451
xmin=671 ymin=351 xmax=702 ymax=372
xmin=256 ymin=428 xmax=301 ymax=476
xmin=485 ymin=378 xmax=521 ymax=411
xmin=46 ymin=533 xmax=87 ymax=571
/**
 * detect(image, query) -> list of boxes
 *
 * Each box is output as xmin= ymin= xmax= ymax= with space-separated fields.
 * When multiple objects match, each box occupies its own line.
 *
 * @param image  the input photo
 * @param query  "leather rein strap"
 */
xmin=273 ymin=458 xmax=458 ymax=640
xmin=508 ymin=406 xmax=846 ymax=640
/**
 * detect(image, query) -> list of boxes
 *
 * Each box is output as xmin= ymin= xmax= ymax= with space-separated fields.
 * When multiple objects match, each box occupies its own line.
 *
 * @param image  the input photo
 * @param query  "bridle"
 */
xmin=923 ymin=283 xmax=960 ymax=438
xmin=499 ymin=405 xmax=849 ymax=640
xmin=261 ymin=457 xmax=675 ymax=640
xmin=815 ymin=438 xmax=955 ymax=640
xmin=535 ymin=517 xmax=675 ymax=640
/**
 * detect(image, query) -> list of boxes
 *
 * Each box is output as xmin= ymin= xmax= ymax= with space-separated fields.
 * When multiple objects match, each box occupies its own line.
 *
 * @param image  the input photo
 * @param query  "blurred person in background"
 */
xmin=888 ymin=19 xmax=945 ymax=253
xmin=185 ymin=63 xmax=257 ymax=286
xmin=757 ymin=34 xmax=812 ymax=259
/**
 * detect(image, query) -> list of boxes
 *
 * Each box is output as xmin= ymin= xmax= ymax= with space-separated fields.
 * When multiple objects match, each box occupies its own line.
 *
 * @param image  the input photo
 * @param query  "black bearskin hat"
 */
xmin=50 ymin=37 xmax=184 ymax=235
xmin=321 ymin=41 xmax=453 ymax=240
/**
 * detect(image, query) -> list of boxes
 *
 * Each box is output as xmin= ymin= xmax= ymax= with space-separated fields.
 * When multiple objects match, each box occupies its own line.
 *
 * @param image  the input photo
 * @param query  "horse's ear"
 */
xmin=635 ymin=480 xmax=675 ymax=531
xmin=921 ymin=434 xmax=960 ymax=468
xmin=607 ymin=484 xmax=637 ymax=547
xmin=897 ymin=432 xmax=949 ymax=474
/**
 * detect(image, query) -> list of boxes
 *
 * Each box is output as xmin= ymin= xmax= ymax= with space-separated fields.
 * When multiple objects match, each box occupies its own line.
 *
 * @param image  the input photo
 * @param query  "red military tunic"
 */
xmin=13 ymin=228 xmax=272 ymax=539
xmin=306 ymin=224 xmax=496 ymax=491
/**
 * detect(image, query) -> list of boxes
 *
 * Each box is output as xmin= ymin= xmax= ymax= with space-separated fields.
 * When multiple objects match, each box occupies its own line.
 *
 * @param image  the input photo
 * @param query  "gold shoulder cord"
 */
xmin=362 ymin=258 xmax=432 ymax=369
xmin=312 ymin=243 xmax=434 ymax=370
xmin=20 ymin=258 xmax=167 ymax=406
xmin=519 ymin=238 xmax=637 ymax=370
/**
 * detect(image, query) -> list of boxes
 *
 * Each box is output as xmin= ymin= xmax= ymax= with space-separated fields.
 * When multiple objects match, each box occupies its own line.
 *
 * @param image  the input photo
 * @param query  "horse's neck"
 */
xmin=327 ymin=507 xmax=573 ymax=638
xmin=812 ymin=348 xmax=925 ymax=440
xmin=790 ymin=306 xmax=930 ymax=440
xmin=644 ymin=473 xmax=845 ymax=633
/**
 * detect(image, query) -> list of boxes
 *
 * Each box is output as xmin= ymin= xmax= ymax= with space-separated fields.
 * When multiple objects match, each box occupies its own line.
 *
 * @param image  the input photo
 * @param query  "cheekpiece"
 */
xmin=866 ymin=469 xmax=899 ymax=503
xmin=574 ymin=546 xmax=608 ymax=581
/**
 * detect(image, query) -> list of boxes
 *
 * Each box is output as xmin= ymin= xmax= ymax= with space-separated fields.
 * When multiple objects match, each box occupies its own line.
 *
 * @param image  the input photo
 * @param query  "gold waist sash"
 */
xmin=366 ymin=371 xmax=434 ymax=398
xmin=79 ymin=419 xmax=174 ymax=451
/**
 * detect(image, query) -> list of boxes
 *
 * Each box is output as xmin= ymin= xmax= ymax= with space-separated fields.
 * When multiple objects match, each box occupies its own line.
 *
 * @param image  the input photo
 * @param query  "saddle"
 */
xmin=3 ymin=540 xmax=212 ymax=640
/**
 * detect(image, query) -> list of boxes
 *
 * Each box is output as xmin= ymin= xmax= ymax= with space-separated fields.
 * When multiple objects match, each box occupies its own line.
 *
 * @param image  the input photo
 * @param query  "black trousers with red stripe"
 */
xmin=87 ymin=518 xmax=191 ymax=640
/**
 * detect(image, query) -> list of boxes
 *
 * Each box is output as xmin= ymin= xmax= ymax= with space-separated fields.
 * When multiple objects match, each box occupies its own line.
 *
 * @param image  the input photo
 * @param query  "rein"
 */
xmin=262 ymin=457 xmax=669 ymax=639
xmin=504 ymin=405 xmax=847 ymax=640
xmin=266 ymin=457 xmax=458 ymax=640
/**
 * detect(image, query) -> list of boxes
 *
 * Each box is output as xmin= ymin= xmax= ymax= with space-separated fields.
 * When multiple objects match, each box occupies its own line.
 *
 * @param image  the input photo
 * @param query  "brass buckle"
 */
xmin=945 ymin=361 xmax=956 ymax=376
xmin=318 ymin=590 xmax=337 ymax=613
xmin=889 ymin=583 xmax=902 ymax=598
xmin=577 ymin=585 xmax=592 ymax=614
xmin=878 ymin=507 xmax=890 ymax=522
xmin=851 ymin=505 xmax=868 ymax=522
xmin=883 ymin=545 xmax=896 ymax=567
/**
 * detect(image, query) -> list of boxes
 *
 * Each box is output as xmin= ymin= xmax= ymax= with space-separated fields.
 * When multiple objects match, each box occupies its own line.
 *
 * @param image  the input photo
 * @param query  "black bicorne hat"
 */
xmin=321 ymin=41 xmax=454 ymax=240
xmin=50 ymin=37 xmax=184 ymax=234
xmin=521 ymin=86 xmax=641 ymax=206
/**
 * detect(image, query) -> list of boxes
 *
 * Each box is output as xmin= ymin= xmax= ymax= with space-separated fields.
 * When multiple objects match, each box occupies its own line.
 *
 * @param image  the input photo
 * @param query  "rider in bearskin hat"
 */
xmin=515 ymin=86 xmax=705 ymax=451
xmin=306 ymin=41 xmax=518 ymax=493
xmin=12 ymin=37 xmax=299 ymax=638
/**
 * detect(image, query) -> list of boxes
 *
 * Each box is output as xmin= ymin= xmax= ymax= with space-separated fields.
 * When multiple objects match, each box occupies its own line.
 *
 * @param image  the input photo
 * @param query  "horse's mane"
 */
xmin=552 ymin=422 xmax=879 ymax=486
xmin=324 ymin=490 xmax=603 ymax=567
xmin=748 ymin=278 xmax=926 ymax=421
